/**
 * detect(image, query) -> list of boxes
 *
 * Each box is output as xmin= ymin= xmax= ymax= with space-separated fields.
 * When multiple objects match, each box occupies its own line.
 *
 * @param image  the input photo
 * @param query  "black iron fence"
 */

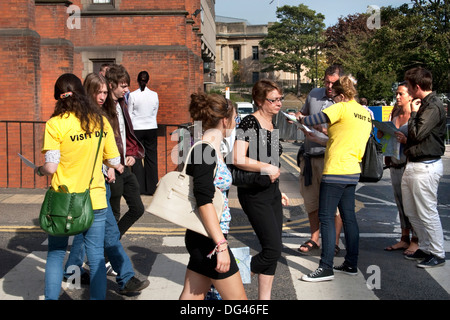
xmin=0 ymin=120 xmax=188 ymax=189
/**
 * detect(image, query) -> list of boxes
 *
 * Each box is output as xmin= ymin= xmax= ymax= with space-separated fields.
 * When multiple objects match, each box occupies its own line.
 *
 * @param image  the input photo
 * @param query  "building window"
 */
xmin=87 ymin=0 xmax=115 ymax=12
xmin=252 ymin=72 xmax=260 ymax=83
xmin=91 ymin=59 xmax=115 ymax=75
xmin=233 ymin=46 xmax=240 ymax=61
xmin=252 ymin=46 xmax=259 ymax=60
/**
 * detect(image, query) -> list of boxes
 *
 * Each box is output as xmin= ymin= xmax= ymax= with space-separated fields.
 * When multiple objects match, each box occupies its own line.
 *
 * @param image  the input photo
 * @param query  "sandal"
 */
xmin=384 ymin=235 xmax=410 ymax=251
xmin=403 ymin=236 xmax=419 ymax=255
xmin=298 ymin=239 xmax=319 ymax=253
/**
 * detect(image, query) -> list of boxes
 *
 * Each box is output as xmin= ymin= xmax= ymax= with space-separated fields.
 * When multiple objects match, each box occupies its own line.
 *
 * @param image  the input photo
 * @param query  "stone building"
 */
xmin=215 ymin=16 xmax=300 ymax=86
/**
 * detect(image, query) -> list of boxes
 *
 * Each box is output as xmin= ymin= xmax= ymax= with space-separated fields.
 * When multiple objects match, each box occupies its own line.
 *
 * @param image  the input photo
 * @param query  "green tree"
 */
xmin=323 ymin=2 xmax=449 ymax=103
xmin=411 ymin=0 xmax=450 ymax=93
xmin=259 ymin=4 xmax=325 ymax=96
xmin=322 ymin=13 xmax=381 ymax=102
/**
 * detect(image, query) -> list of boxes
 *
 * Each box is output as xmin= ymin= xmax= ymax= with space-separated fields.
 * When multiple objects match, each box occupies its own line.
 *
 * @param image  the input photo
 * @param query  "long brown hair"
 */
xmin=52 ymin=73 xmax=103 ymax=134
xmin=83 ymin=73 xmax=119 ymax=135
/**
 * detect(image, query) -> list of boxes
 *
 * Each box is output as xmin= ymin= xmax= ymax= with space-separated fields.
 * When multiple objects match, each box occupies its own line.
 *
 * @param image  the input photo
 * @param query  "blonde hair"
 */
xmin=333 ymin=75 xmax=358 ymax=100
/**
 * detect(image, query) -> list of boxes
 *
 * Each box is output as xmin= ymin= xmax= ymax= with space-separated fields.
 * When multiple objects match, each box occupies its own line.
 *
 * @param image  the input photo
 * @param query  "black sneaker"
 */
xmin=119 ymin=276 xmax=150 ymax=295
xmin=404 ymin=249 xmax=430 ymax=261
xmin=301 ymin=267 xmax=334 ymax=282
xmin=333 ymin=263 xmax=358 ymax=276
xmin=417 ymin=255 xmax=445 ymax=268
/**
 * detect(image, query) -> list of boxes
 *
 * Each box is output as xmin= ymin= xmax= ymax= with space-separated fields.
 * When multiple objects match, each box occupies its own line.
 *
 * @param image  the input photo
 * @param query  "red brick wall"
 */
xmin=0 ymin=0 xmax=205 ymax=188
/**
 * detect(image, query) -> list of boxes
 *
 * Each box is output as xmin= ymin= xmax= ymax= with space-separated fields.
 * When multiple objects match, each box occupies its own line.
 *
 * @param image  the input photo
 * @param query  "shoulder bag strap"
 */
xmin=181 ymin=140 xmax=219 ymax=177
xmin=89 ymin=128 xmax=103 ymax=190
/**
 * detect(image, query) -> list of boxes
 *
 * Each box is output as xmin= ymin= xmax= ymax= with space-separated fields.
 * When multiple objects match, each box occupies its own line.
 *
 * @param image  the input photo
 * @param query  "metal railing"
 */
xmin=0 ymin=120 xmax=187 ymax=189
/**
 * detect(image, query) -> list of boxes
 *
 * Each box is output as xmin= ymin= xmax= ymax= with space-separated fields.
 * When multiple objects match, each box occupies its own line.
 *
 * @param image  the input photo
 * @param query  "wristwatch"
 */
xmin=37 ymin=166 xmax=44 ymax=176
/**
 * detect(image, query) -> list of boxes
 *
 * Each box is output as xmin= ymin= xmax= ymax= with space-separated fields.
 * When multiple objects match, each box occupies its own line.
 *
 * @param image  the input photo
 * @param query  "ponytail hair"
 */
xmin=52 ymin=73 xmax=103 ymax=134
xmin=189 ymin=92 xmax=234 ymax=131
xmin=332 ymin=75 xmax=358 ymax=100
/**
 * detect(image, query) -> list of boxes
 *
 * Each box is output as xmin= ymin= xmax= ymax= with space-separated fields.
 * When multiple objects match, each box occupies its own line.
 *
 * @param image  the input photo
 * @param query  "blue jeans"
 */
xmin=318 ymin=182 xmax=359 ymax=270
xmin=45 ymin=208 xmax=107 ymax=300
xmin=65 ymin=183 xmax=135 ymax=289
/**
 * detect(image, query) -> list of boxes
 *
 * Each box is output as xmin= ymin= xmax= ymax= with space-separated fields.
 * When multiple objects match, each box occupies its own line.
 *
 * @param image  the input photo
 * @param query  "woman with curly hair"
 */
xmin=179 ymin=92 xmax=247 ymax=300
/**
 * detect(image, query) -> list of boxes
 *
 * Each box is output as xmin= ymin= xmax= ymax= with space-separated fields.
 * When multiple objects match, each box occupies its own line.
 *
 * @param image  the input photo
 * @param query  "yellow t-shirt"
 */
xmin=322 ymin=100 xmax=372 ymax=175
xmin=42 ymin=113 xmax=120 ymax=210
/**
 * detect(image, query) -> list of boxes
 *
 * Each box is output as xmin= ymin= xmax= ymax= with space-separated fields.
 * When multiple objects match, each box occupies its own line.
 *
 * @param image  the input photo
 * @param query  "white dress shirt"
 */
xmin=128 ymin=87 xmax=159 ymax=130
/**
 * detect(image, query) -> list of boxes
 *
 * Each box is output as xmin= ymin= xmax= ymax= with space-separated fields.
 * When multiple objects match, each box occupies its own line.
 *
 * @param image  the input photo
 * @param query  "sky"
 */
xmin=215 ymin=0 xmax=411 ymax=27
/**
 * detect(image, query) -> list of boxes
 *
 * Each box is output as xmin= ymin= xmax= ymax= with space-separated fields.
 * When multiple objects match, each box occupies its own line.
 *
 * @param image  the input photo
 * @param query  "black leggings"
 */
xmin=237 ymin=182 xmax=283 ymax=275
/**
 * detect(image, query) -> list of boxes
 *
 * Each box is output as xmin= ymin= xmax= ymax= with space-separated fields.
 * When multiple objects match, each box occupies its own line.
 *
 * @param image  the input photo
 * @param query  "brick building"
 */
xmin=0 ymin=0 xmax=215 ymax=188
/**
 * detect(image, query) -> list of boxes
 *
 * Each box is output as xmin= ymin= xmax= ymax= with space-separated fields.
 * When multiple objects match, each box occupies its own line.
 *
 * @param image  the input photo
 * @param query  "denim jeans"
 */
xmin=109 ymin=166 xmax=144 ymax=237
xmin=65 ymin=183 xmax=135 ymax=289
xmin=318 ymin=182 xmax=359 ymax=270
xmin=45 ymin=208 xmax=107 ymax=300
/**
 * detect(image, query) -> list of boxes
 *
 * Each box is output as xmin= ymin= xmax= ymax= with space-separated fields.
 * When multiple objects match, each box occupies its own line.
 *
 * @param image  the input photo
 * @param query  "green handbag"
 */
xmin=39 ymin=130 xmax=102 ymax=236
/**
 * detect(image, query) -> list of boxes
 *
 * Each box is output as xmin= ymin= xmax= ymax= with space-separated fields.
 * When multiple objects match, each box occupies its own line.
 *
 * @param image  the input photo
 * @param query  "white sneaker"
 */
xmin=105 ymin=262 xmax=117 ymax=276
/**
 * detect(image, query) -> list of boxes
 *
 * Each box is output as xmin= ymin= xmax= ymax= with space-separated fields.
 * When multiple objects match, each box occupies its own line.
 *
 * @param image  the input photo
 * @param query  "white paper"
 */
xmin=281 ymin=111 xmax=312 ymax=132
xmin=18 ymin=153 xmax=36 ymax=169
xmin=230 ymin=247 xmax=252 ymax=284
xmin=373 ymin=120 xmax=399 ymax=136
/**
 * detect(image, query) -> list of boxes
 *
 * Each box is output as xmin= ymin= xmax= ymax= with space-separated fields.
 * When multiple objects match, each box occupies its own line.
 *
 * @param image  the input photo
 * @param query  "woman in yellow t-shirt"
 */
xmin=35 ymin=73 xmax=123 ymax=300
xmin=297 ymin=76 xmax=372 ymax=282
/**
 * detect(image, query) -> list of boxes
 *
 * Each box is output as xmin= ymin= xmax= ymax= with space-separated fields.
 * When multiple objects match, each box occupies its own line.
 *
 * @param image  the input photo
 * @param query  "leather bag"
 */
xmin=229 ymin=165 xmax=271 ymax=188
xmin=146 ymin=141 xmax=224 ymax=237
xmin=39 ymin=130 xmax=102 ymax=236
xmin=359 ymin=129 xmax=384 ymax=182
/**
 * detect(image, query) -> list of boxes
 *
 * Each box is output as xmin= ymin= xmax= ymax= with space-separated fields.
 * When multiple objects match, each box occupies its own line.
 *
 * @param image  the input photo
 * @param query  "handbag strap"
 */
xmin=181 ymin=140 xmax=219 ymax=177
xmin=88 ymin=128 xmax=103 ymax=190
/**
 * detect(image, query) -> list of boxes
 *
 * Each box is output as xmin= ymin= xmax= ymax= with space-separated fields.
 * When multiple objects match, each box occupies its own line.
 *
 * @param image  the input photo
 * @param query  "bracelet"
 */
xmin=216 ymin=247 xmax=228 ymax=254
xmin=37 ymin=166 xmax=44 ymax=177
xmin=206 ymin=239 xmax=228 ymax=259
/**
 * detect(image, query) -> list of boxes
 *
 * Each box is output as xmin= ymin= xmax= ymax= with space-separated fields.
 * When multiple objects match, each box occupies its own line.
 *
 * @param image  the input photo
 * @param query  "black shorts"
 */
xmin=185 ymin=230 xmax=239 ymax=280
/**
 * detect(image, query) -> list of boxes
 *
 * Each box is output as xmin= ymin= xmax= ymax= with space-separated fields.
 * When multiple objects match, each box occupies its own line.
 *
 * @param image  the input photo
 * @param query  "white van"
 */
xmin=236 ymin=102 xmax=254 ymax=120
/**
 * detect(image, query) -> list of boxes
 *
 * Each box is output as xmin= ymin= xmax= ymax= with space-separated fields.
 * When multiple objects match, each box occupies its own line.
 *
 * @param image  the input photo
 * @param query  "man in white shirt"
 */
xmin=129 ymin=71 xmax=159 ymax=195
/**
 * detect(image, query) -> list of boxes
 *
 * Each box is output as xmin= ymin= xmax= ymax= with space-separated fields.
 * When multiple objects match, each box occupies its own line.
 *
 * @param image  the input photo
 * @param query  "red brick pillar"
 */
xmin=0 ymin=0 xmax=42 ymax=188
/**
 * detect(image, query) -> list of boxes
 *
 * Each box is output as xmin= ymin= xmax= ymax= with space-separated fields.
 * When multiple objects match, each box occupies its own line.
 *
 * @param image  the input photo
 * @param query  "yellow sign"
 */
xmin=381 ymin=106 xmax=394 ymax=121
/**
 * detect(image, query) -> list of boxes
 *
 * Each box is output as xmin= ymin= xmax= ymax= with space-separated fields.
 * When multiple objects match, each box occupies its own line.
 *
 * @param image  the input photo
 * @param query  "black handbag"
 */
xmin=359 ymin=129 xmax=383 ymax=182
xmin=39 ymin=130 xmax=102 ymax=236
xmin=229 ymin=165 xmax=271 ymax=188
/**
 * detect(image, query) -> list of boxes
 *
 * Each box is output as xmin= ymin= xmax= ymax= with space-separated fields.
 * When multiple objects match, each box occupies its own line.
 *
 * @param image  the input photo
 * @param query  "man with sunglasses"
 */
xmin=295 ymin=65 xmax=345 ymax=254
